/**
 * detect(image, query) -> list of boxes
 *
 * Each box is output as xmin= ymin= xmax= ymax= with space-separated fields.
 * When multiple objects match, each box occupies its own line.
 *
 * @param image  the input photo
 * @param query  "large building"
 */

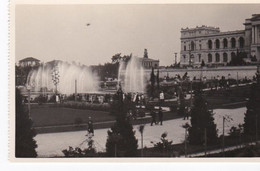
xmin=180 ymin=14 xmax=260 ymax=67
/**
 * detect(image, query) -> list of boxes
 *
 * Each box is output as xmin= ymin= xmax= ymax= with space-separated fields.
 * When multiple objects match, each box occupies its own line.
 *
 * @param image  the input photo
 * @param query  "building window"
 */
xmin=199 ymin=44 xmax=202 ymax=50
xmin=184 ymin=45 xmax=186 ymax=51
xmin=231 ymin=52 xmax=236 ymax=61
xmin=208 ymin=40 xmax=212 ymax=49
xmin=191 ymin=41 xmax=195 ymax=51
xmin=198 ymin=54 xmax=201 ymax=62
xmin=216 ymin=39 xmax=220 ymax=49
xmin=183 ymin=55 xmax=186 ymax=62
xmin=223 ymin=38 xmax=228 ymax=48
xmin=223 ymin=53 xmax=228 ymax=62
xmin=208 ymin=53 xmax=212 ymax=63
xmin=215 ymin=53 xmax=220 ymax=62
xmin=239 ymin=37 xmax=244 ymax=48
xmin=231 ymin=38 xmax=236 ymax=48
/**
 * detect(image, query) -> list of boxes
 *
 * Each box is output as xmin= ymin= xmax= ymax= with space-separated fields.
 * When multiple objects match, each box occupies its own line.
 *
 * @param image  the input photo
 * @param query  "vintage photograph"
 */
xmin=12 ymin=3 xmax=260 ymax=159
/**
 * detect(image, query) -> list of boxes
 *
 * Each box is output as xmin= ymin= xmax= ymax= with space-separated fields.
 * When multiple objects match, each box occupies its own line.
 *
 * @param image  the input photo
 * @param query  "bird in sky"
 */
xmin=86 ymin=23 xmax=91 ymax=26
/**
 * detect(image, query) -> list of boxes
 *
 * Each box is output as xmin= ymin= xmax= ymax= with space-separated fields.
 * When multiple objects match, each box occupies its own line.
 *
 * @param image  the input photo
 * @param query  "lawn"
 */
xmin=31 ymin=104 xmax=114 ymax=127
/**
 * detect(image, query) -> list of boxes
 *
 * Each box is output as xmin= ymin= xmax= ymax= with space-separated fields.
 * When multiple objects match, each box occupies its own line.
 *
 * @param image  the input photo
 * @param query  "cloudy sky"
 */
xmin=15 ymin=4 xmax=260 ymax=66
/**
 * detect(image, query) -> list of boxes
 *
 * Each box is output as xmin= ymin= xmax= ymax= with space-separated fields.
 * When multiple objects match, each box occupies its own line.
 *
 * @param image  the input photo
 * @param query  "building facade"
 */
xmin=137 ymin=49 xmax=160 ymax=69
xmin=180 ymin=14 xmax=260 ymax=67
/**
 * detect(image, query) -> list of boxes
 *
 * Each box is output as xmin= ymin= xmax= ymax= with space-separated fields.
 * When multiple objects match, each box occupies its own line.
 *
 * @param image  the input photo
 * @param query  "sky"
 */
xmin=15 ymin=4 xmax=260 ymax=66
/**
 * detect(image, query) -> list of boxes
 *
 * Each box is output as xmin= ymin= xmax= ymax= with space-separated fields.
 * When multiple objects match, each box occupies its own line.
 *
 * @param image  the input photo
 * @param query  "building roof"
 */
xmin=136 ymin=57 xmax=159 ymax=62
xmin=19 ymin=57 xmax=40 ymax=62
xmin=181 ymin=30 xmax=245 ymax=40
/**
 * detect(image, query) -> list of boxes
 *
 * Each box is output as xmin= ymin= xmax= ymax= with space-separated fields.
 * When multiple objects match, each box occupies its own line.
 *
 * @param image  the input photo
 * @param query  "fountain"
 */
xmin=118 ymin=56 xmax=146 ymax=93
xmin=26 ymin=61 xmax=99 ymax=95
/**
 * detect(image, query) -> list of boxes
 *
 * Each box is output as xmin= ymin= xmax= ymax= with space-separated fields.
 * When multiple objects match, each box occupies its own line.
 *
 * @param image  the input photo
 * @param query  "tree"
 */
xmin=15 ymin=88 xmax=37 ymax=157
xmin=156 ymin=69 xmax=160 ymax=90
xmin=150 ymin=67 xmax=155 ymax=98
xmin=106 ymin=91 xmax=138 ymax=157
xmin=243 ymin=68 xmax=260 ymax=138
xmin=188 ymin=88 xmax=218 ymax=145
xmin=111 ymin=53 xmax=122 ymax=63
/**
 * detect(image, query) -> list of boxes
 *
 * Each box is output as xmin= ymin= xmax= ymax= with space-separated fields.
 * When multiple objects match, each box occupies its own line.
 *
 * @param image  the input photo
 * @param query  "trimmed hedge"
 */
xmin=59 ymin=101 xmax=111 ymax=111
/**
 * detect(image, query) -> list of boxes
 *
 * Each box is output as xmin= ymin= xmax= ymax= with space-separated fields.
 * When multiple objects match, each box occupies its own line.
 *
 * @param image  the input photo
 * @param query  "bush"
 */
xmin=59 ymin=101 xmax=110 ymax=111
xmin=62 ymin=135 xmax=97 ymax=157
xmin=151 ymin=132 xmax=173 ymax=152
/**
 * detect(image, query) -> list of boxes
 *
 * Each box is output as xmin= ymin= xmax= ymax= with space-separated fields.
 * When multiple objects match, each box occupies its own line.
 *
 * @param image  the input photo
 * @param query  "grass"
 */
xmin=31 ymin=104 xmax=114 ymax=127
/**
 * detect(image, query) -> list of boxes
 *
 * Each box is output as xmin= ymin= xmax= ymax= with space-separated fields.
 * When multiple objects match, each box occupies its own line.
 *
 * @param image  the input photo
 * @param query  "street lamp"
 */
xmin=52 ymin=65 xmax=60 ymax=101
xmin=189 ymin=77 xmax=193 ymax=108
xmin=26 ymin=84 xmax=31 ymax=118
xmin=139 ymin=125 xmax=145 ymax=157
xmin=222 ymin=115 xmax=233 ymax=157
xmin=182 ymin=122 xmax=190 ymax=157
xmin=174 ymin=52 xmax=177 ymax=65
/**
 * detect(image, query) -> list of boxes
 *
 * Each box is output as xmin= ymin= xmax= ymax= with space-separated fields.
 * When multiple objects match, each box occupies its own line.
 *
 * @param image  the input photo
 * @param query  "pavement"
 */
xmin=35 ymin=107 xmax=246 ymax=157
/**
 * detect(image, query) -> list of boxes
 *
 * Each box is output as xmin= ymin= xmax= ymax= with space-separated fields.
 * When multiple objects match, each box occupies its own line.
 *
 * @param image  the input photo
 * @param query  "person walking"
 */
xmin=87 ymin=116 xmax=94 ymax=136
xmin=158 ymin=107 xmax=163 ymax=125
xmin=150 ymin=109 xmax=157 ymax=126
xmin=159 ymin=91 xmax=165 ymax=107
xmin=183 ymin=106 xmax=189 ymax=120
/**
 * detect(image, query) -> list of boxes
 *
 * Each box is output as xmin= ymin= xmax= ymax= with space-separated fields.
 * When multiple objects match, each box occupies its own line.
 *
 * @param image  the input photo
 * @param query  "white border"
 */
xmin=6 ymin=0 xmax=260 ymax=169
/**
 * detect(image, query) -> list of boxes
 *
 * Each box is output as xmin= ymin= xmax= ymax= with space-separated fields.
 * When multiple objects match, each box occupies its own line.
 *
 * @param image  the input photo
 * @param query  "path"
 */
xmin=35 ymin=107 xmax=246 ymax=157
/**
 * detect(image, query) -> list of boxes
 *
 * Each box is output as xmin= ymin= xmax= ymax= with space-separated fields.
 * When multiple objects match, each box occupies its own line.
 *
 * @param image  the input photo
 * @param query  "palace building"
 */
xmin=180 ymin=14 xmax=260 ymax=67
xmin=137 ymin=49 xmax=160 ymax=69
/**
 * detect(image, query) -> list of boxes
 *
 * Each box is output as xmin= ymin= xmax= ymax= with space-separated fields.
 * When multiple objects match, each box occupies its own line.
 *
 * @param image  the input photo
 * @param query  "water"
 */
xmin=118 ymin=57 xmax=146 ymax=93
xmin=26 ymin=61 xmax=99 ymax=94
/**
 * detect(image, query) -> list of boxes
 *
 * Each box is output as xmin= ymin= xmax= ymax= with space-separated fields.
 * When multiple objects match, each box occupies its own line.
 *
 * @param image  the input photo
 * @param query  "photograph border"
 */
xmin=9 ymin=0 xmax=260 ymax=163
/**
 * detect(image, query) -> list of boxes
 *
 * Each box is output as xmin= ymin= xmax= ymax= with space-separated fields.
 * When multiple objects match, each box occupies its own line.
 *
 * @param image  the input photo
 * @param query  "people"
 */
xmin=87 ymin=116 xmax=94 ymax=136
xmin=159 ymin=91 xmax=164 ymax=106
xmin=158 ymin=107 xmax=163 ymax=125
xmin=183 ymin=106 xmax=189 ymax=120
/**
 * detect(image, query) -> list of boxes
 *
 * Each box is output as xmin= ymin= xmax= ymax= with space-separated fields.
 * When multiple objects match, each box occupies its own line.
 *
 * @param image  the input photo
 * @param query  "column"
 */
xmin=252 ymin=26 xmax=255 ymax=44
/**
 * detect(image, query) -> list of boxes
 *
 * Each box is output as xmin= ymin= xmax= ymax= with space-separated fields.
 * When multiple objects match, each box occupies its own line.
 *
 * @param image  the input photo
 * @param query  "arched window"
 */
xmin=223 ymin=38 xmax=228 ymax=48
xmin=216 ymin=39 xmax=220 ymax=49
xmin=231 ymin=38 xmax=236 ymax=48
xmin=208 ymin=40 xmax=212 ymax=49
xmin=183 ymin=55 xmax=186 ymax=62
xmin=239 ymin=37 xmax=244 ymax=48
xmin=184 ymin=45 xmax=186 ymax=51
xmin=215 ymin=53 xmax=220 ymax=62
xmin=191 ymin=41 xmax=195 ymax=51
xmin=223 ymin=53 xmax=228 ymax=62
xmin=208 ymin=53 xmax=212 ymax=63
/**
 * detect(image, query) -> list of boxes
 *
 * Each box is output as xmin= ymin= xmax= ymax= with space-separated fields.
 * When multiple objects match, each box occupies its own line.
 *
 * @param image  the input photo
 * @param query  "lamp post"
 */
xmin=222 ymin=116 xmax=225 ymax=157
xmin=52 ymin=65 xmax=60 ymax=102
xmin=222 ymin=115 xmax=233 ymax=157
xmin=204 ymin=128 xmax=207 ymax=156
xmin=189 ymin=77 xmax=193 ymax=108
xmin=26 ymin=85 xmax=31 ymax=118
xmin=183 ymin=122 xmax=190 ymax=157
xmin=139 ymin=125 xmax=145 ymax=157
xmin=174 ymin=52 xmax=177 ymax=65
